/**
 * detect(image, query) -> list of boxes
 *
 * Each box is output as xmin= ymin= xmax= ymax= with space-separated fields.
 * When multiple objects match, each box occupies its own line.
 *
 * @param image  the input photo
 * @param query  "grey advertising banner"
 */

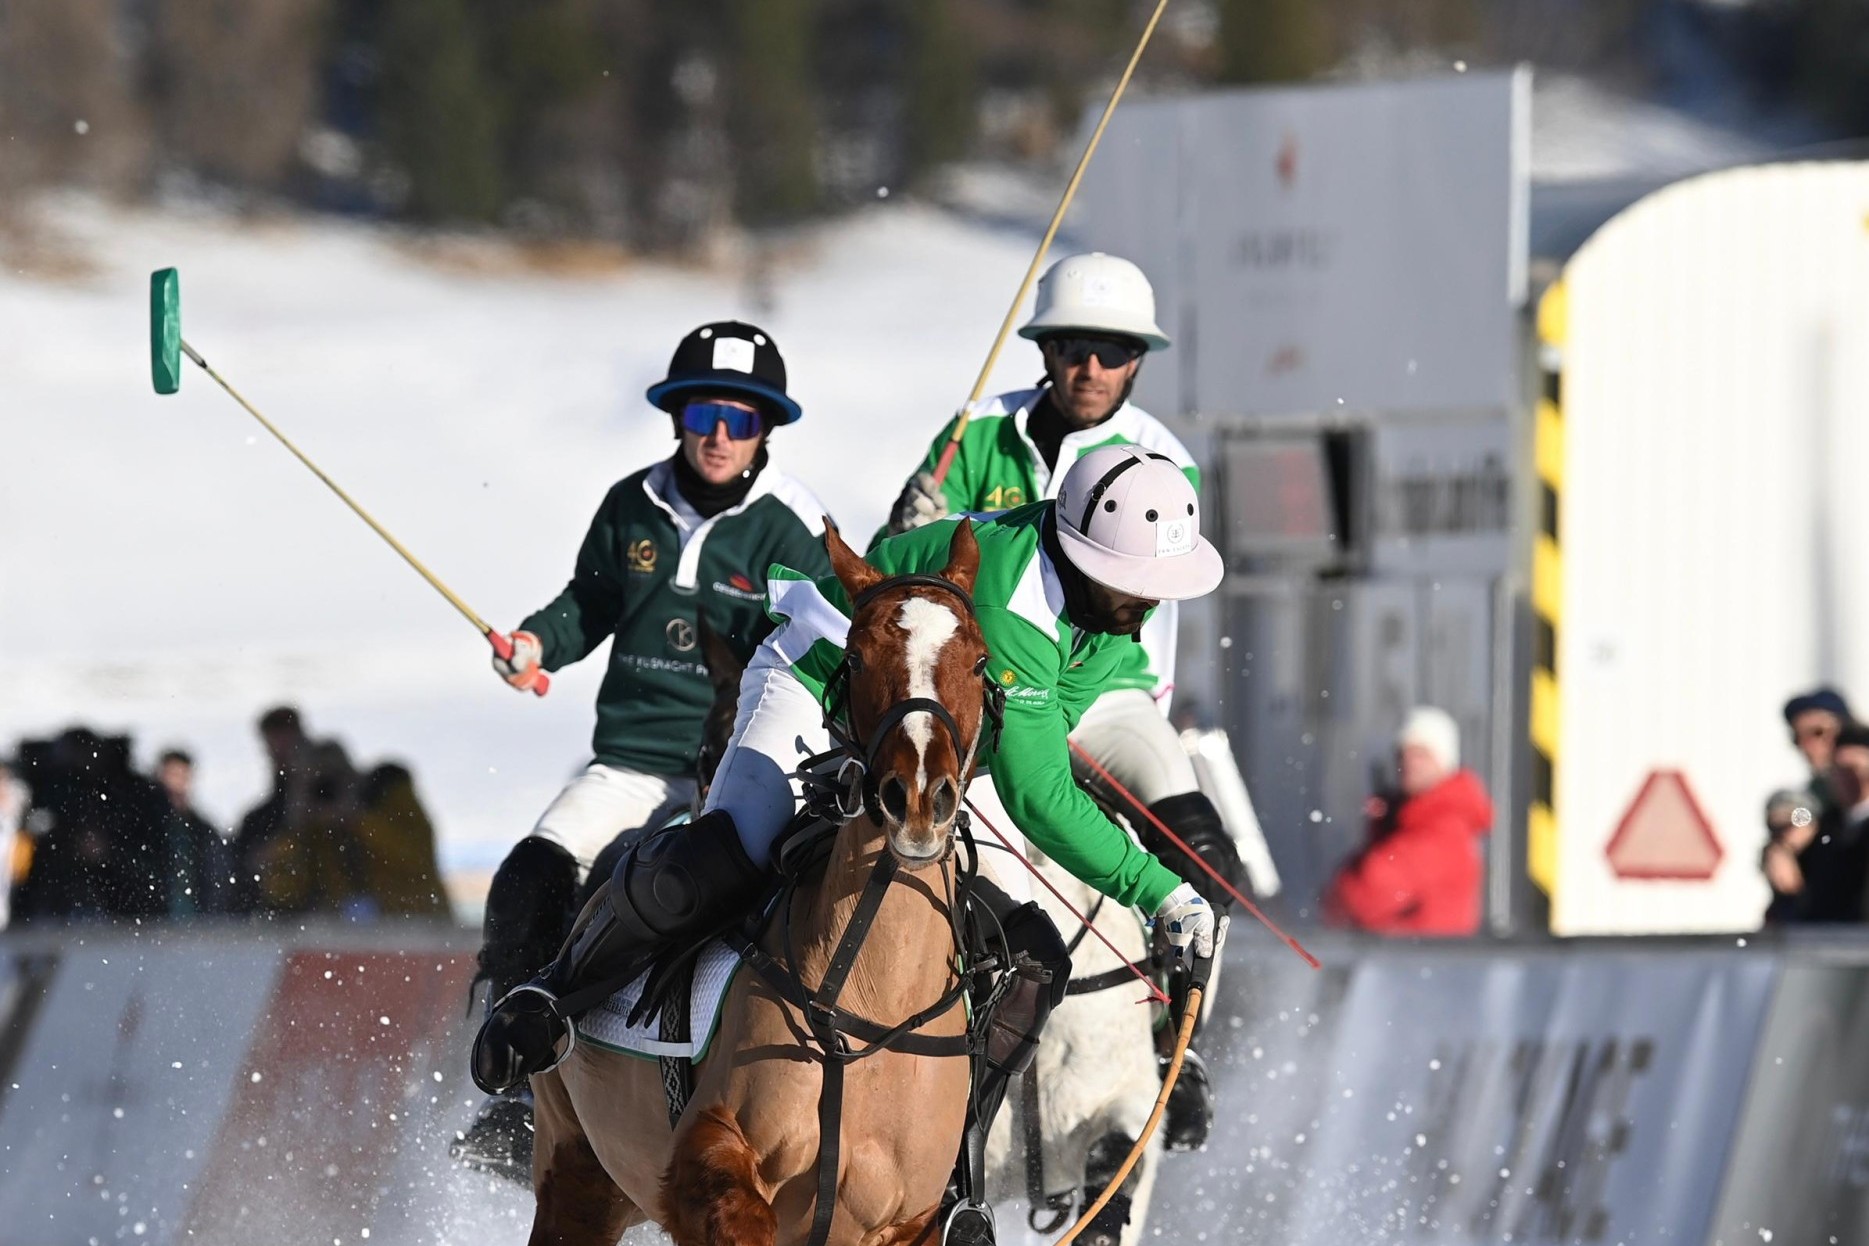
xmin=1075 ymin=71 xmax=1528 ymax=420
xmin=1145 ymin=945 xmax=1775 ymax=1246
xmin=1710 ymin=961 xmax=1869 ymax=1246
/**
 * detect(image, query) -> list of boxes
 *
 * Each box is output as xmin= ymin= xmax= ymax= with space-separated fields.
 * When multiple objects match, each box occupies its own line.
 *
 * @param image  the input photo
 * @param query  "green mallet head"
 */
xmin=150 ymin=267 xmax=182 ymax=395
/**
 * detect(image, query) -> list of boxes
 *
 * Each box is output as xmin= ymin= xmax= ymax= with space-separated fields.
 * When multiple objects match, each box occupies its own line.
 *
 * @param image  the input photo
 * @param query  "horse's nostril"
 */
xmin=931 ymin=779 xmax=958 ymax=825
xmin=879 ymin=776 xmax=909 ymax=823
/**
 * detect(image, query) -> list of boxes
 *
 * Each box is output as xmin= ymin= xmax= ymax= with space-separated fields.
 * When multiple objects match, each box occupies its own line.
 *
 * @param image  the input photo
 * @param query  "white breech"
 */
xmin=530 ymin=764 xmax=696 ymax=876
xmin=1069 ymin=687 xmax=1200 ymax=810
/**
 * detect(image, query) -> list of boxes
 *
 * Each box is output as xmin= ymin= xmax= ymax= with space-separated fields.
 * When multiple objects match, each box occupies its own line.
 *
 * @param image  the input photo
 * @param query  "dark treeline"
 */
xmin=0 ymin=0 xmax=1857 ymax=251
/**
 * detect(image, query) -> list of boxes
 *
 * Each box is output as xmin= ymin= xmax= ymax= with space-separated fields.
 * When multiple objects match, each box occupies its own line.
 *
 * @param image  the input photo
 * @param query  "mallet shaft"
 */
xmin=932 ymin=0 xmax=1173 ymax=486
xmin=181 ymin=340 xmax=549 ymax=696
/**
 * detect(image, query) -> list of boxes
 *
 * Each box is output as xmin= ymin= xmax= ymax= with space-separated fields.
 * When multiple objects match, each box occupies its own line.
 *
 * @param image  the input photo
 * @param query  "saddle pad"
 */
xmin=575 ymin=941 xmax=743 ymax=1061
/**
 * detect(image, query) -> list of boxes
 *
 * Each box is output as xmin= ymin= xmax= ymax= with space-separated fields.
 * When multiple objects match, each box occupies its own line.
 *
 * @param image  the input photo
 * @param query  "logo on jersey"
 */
xmin=665 ymin=618 xmax=697 ymax=651
xmin=999 ymin=669 xmax=1017 ymax=687
xmin=627 ymin=538 xmax=658 ymax=574
xmin=982 ymin=485 xmax=1025 ymax=510
xmin=712 ymin=573 xmax=764 ymax=602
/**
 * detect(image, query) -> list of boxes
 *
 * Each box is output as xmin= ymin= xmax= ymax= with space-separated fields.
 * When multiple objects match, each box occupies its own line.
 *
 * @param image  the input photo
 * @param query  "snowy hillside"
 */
xmin=1 ymin=197 xmax=1043 ymax=885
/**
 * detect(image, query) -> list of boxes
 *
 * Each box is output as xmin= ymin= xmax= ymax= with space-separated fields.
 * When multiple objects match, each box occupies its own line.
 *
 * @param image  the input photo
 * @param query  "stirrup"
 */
xmin=471 ymin=983 xmax=577 ymax=1094
xmin=942 ymin=1199 xmax=996 ymax=1246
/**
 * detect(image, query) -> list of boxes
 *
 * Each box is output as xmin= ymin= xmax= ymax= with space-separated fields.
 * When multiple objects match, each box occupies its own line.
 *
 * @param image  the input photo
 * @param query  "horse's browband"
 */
xmin=851 ymin=572 xmax=976 ymax=618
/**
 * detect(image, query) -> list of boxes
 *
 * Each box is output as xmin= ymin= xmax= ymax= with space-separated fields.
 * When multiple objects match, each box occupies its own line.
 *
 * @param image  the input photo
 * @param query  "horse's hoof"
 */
xmin=449 ymin=1091 xmax=535 ymax=1187
xmin=942 ymin=1201 xmax=996 ymax=1246
xmin=1084 ymin=1191 xmax=1133 ymax=1245
xmin=1162 ymin=1046 xmax=1214 ymax=1152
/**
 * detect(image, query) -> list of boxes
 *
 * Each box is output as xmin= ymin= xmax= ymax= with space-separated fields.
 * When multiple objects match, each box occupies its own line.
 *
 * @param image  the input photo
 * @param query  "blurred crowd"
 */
xmin=1762 ymin=687 xmax=1869 ymax=925
xmin=0 ymin=706 xmax=451 ymax=930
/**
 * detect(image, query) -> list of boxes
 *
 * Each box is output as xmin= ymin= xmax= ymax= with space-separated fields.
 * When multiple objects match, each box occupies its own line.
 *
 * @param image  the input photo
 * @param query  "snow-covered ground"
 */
xmin=1 ymin=196 xmax=1045 ymax=885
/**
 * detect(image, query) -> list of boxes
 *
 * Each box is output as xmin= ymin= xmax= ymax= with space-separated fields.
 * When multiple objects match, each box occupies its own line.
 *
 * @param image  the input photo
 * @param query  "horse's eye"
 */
xmin=973 ymin=654 xmax=988 ymax=676
xmin=847 ymin=651 xmax=864 ymax=673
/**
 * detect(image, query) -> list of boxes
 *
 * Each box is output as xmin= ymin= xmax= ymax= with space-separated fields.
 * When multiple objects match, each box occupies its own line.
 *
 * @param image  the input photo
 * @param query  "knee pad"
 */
xmin=610 ymin=810 xmax=759 ymax=936
xmin=1143 ymin=792 xmax=1247 ymax=910
xmin=1001 ymin=900 xmax=1072 ymax=1009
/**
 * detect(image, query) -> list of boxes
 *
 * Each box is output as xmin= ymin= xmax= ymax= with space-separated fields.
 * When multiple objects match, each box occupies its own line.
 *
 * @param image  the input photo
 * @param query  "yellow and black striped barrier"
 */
xmin=1528 ymin=280 xmax=1566 ymax=906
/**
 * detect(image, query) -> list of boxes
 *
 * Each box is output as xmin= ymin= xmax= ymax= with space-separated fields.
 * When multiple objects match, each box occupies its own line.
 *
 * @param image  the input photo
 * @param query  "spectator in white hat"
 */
xmin=1324 ymin=706 xmax=1493 ymax=936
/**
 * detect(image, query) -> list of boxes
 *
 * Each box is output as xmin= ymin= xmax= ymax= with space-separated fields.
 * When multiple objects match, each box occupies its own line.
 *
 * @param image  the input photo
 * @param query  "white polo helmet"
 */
xmin=1018 ymin=252 xmax=1171 ymax=352
xmin=1055 ymin=445 xmax=1222 ymax=601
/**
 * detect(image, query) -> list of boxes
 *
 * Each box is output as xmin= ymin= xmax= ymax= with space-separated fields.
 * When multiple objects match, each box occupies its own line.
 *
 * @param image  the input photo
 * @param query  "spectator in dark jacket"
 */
xmin=153 ymin=749 xmax=233 ymax=915
xmin=230 ymin=706 xmax=315 ymax=912
xmin=1767 ymin=721 xmax=1869 ymax=923
xmin=1324 ymin=707 xmax=1494 ymax=936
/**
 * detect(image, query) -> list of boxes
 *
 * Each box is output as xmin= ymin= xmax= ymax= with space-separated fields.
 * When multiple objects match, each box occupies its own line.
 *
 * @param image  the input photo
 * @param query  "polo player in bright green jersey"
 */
xmin=884 ymin=251 xmax=1249 ymax=1148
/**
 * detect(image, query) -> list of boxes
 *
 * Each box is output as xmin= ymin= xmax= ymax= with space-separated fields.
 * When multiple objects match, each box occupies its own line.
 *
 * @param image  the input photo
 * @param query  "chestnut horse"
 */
xmin=529 ymin=520 xmax=996 ymax=1246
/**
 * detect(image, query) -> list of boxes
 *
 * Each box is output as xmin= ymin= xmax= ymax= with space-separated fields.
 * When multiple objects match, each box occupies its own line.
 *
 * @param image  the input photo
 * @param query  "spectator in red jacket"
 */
xmin=1324 ymin=706 xmax=1494 ymax=936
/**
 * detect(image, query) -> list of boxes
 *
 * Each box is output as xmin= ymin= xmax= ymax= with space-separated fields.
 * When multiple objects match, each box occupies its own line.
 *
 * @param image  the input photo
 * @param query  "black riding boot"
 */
xmin=1141 ymin=792 xmax=1240 ymax=1153
xmin=471 ymin=811 xmax=765 ymax=1095
xmin=451 ymin=837 xmax=578 ymax=1183
xmin=946 ymin=894 xmax=1070 ymax=1246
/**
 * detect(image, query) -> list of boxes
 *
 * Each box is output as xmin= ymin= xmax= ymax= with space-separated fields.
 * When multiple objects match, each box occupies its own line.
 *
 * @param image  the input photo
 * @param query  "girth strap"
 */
xmin=1066 ymin=960 xmax=1156 ymax=997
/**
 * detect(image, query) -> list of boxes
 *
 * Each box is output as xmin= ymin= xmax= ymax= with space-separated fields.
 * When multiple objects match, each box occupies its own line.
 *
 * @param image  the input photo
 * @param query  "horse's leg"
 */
xmin=1121 ymin=1138 xmax=1160 ymax=1246
xmin=529 ymin=1068 xmax=642 ymax=1246
xmin=1080 ymin=1131 xmax=1144 ymax=1246
xmin=661 ymin=1105 xmax=776 ymax=1246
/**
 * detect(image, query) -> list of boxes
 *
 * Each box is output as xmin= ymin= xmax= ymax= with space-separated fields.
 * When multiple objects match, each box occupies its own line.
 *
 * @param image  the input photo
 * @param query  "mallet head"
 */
xmin=150 ymin=267 xmax=182 ymax=395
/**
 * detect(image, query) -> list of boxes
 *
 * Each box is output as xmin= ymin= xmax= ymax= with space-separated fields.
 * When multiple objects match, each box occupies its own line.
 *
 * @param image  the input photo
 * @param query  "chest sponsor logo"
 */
xmin=982 ymin=485 xmax=1026 ymax=510
xmin=712 ymin=573 xmax=764 ymax=602
xmin=628 ymin=538 xmax=657 ymax=574
xmin=665 ymin=618 xmax=697 ymax=651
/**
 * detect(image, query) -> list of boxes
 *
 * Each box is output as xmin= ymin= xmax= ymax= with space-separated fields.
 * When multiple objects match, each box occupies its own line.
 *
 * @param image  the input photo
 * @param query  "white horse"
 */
xmin=982 ymin=846 xmax=1162 ymax=1246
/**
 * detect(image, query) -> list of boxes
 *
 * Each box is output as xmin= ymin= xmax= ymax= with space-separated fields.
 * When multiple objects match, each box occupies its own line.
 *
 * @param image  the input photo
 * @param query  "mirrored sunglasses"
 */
xmin=681 ymin=400 xmax=765 ymax=441
xmin=1044 ymin=335 xmax=1144 ymax=369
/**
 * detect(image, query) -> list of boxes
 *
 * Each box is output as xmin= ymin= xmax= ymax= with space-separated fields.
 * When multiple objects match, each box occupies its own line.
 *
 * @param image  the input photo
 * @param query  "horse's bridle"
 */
xmin=727 ymin=569 xmax=1008 ymax=1246
xmin=809 ymin=572 xmax=1007 ymax=831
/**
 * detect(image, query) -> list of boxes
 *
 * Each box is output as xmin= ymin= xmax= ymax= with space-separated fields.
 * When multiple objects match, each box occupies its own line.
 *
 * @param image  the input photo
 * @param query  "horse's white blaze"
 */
xmin=897 ymin=596 xmax=960 ymax=796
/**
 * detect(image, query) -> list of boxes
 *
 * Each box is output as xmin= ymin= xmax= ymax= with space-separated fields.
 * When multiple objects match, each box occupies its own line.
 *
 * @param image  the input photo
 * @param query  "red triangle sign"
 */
xmin=1604 ymin=769 xmax=1724 ymax=880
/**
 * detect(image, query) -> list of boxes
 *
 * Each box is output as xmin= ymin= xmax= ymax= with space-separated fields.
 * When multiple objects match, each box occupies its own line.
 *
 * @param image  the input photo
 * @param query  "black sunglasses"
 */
xmin=1043 ymin=336 xmax=1144 ymax=369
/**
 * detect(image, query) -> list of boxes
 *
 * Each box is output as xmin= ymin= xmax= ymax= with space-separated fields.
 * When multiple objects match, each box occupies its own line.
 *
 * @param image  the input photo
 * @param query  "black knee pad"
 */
xmin=1143 ymin=792 xmax=1247 ymax=910
xmin=609 ymin=810 xmax=758 ymax=937
xmin=1001 ymin=900 xmax=1072 ymax=1009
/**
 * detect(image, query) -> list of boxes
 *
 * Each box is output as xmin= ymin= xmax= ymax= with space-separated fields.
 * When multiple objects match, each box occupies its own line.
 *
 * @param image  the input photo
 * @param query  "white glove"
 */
xmin=492 ymin=629 xmax=545 ymax=693
xmin=888 ymin=471 xmax=949 ymax=534
xmin=1152 ymin=882 xmax=1227 ymax=963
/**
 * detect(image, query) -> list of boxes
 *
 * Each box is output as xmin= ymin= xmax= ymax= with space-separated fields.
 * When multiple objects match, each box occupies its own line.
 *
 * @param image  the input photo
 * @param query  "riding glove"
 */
xmin=888 ymin=471 xmax=949 ymax=534
xmin=1152 ymin=882 xmax=1226 ymax=962
xmin=492 ymin=630 xmax=545 ymax=693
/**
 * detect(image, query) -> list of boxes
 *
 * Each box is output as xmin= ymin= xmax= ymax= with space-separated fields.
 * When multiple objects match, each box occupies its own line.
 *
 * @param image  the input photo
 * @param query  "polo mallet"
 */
xmin=148 ymin=267 xmax=549 ymax=696
xmin=1053 ymin=950 xmax=1211 ymax=1246
xmin=930 ymin=0 xmax=1172 ymax=486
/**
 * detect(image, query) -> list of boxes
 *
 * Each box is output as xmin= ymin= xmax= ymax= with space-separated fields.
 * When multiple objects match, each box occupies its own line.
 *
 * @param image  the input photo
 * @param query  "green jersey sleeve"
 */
xmin=976 ymin=606 xmax=1181 ymax=912
xmin=520 ymin=485 xmax=628 ymax=671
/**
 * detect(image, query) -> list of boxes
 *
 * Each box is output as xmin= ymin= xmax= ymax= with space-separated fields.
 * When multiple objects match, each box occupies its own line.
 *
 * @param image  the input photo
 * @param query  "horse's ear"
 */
xmin=941 ymin=518 xmax=980 ymax=595
xmin=824 ymin=520 xmax=883 ymax=600
xmin=695 ymin=616 xmax=745 ymax=695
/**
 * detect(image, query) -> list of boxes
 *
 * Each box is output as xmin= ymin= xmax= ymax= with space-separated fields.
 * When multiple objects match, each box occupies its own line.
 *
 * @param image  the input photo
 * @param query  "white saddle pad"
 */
xmin=575 ymin=941 xmax=743 ymax=1060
